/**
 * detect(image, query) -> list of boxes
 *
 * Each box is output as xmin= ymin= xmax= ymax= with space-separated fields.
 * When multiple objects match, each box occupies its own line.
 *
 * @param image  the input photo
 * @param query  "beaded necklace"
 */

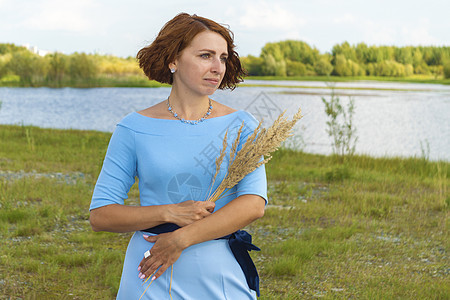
xmin=167 ymin=98 xmax=213 ymax=125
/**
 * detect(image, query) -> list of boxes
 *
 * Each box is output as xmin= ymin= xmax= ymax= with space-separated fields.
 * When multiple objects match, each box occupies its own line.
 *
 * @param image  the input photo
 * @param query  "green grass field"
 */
xmin=0 ymin=125 xmax=448 ymax=299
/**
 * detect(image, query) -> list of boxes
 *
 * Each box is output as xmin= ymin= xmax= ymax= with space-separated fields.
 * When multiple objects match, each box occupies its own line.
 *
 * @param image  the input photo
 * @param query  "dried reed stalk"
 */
xmin=207 ymin=108 xmax=302 ymax=202
xmin=139 ymin=267 xmax=174 ymax=300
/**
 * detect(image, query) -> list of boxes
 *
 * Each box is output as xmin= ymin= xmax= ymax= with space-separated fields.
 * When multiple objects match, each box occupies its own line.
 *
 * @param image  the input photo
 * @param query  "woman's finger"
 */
xmin=204 ymin=201 xmax=215 ymax=213
xmin=152 ymin=263 xmax=169 ymax=281
xmin=143 ymin=234 xmax=158 ymax=243
xmin=138 ymin=257 xmax=145 ymax=271
xmin=138 ymin=257 xmax=150 ymax=278
xmin=139 ymin=253 xmax=161 ymax=279
xmin=138 ymin=250 xmax=154 ymax=274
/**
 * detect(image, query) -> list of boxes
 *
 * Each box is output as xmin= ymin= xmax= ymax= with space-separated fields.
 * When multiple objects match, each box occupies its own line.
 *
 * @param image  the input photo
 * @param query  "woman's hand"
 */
xmin=137 ymin=201 xmax=214 ymax=280
xmin=168 ymin=200 xmax=215 ymax=227
xmin=138 ymin=231 xmax=187 ymax=281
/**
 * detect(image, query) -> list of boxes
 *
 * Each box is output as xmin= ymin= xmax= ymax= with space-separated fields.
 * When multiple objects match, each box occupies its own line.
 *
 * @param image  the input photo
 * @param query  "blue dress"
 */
xmin=90 ymin=110 xmax=267 ymax=299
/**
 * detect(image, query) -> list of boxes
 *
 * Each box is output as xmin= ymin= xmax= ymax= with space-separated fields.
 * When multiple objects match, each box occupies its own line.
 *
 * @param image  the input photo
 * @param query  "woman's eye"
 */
xmin=200 ymin=53 xmax=210 ymax=58
xmin=221 ymin=57 xmax=228 ymax=63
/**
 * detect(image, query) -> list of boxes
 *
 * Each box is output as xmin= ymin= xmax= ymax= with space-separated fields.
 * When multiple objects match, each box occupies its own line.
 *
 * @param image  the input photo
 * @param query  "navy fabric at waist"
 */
xmin=143 ymin=223 xmax=261 ymax=296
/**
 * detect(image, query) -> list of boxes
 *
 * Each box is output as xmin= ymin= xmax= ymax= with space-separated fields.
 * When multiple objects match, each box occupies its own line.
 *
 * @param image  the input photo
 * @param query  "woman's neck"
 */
xmin=168 ymin=90 xmax=211 ymax=120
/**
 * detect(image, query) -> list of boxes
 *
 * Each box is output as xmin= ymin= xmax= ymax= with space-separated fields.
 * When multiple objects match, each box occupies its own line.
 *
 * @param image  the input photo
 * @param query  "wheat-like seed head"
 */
xmin=214 ymin=130 xmax=228 ymax=182
xmin=205 ymin=130 xmax=229 ymax=200
xmin=229 ymin=122 xmax=244 ymax=164
xmin=207 ymin=107 xmax=302 ymax=202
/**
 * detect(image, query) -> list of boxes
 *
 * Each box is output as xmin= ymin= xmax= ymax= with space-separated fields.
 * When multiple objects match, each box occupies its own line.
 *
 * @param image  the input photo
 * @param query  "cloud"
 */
xmin=362 ymin=20 xmax=397 ymax=45
xmin=401 ymin=18 xmax=439 ymax=45
xmin=20 ymin=0 xmax=98 ymax=32
xmin=333 ymin=13 xmax=356 ymax=24
xmin=361 ymin=18 xmax=440 ymax=47
xmin=239 ymin=1 xmax=306 ymax=31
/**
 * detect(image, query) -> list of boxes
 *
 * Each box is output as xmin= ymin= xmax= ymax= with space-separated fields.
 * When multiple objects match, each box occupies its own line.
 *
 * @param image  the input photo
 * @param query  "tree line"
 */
xmin=242 ymin=41 xmax=450 ymax=78
xmin=1 ymin=41 xmax=450 ymax=87
xmin=0 ymin=43 xmax=141 ymax=87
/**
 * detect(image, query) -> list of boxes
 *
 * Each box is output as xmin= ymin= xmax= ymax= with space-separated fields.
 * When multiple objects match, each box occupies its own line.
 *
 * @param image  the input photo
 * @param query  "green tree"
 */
xmin=366 ymin=63 xmax=375 ymax=75
xmin=348 ymin=60 xmax=365 ymax=76
xmin=261 ymin=43 xmax=284 ymax=61
xmin=47 ymin=52 xmax=68 ymax=86
xmin=0 ymin=53 xmax=12 ymax=78
xmin=375 ymin=60 xmax=407 ymax=77
xmin=279 ymin=40 xmax=319 ymax=65
xmin=412 ymin=49 xmax=424 ymax=68
xmin=421 ymin=47 xmax=434 ymax=65
xmin=395 ymin=47 xmax=413 ymax=65
xmin=363 ymin=46 xmax=379 ymax=64
xmin=314 ymin=56 xmax=333 ymax=76
xmin=261 ymin=54 xmax=286 ymax=76
xmin=286 ymin=60 xmax=307 ymax=76
xmin=334 ymin=54 xmax=351 ymax=76
xmin=443 ymin=61 xmax=450 ymax=79
xmin=260 ymin=40 xmax=320 ymax=75
xmin=332 ymin=42 xmax=357 ymax=62
xmin=7 ymin=50 xmax=48 ymax=86
xmin=405 ymin=64 xmax=414 ymax=76
xmin=412 ymin=49 xmax=430 ymax=74
xmin=69 ymin=53 xmax=98 ymax=80
xmin=377 ymin=46 xmax=395 ymax=62
xmin=241 ymin=55 xmax=264 ymax=76
xmin=355 ymin=43 xmax=368 ymax=63
xmin=333 ymin=54 xmax=364 ymax=76
xmin=0 ymin=43 xmax=25 ymax=55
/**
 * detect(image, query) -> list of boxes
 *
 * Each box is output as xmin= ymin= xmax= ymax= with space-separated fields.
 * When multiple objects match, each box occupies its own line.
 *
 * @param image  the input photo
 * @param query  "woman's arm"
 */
xmin=178 ymin=195 xmax=265 ymax=246
xmin=138 ymin=194 xmax=265 ymax=280
xmin=90 ymin=200 xmax=216 ymax=233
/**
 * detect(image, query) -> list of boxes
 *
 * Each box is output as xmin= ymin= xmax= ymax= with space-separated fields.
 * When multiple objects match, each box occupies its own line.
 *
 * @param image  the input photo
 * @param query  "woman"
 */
xmin=89 ymin=13 xmax=267 ymax=299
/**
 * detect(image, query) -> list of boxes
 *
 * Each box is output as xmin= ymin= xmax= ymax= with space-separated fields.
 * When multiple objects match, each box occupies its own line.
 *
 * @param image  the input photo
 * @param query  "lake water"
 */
xmin=0 ymin=80 xmax=449 ymax=161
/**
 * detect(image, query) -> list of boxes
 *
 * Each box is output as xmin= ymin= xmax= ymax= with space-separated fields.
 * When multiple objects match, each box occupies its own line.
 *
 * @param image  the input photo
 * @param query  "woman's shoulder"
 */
xmin=210 ymin=101 xmax=257 ymax=123
xmin=115 ymin=102 xmax=168 ymax=132
xmin=210 ymin=101 xmax=237 ymax=118
xmin=231 ymin=109 xmax=259 ymax=127
xmin=136 ymin=101 xmax=168 ymax=119
xmin=116 ymin=111 xmax=157 ymax=134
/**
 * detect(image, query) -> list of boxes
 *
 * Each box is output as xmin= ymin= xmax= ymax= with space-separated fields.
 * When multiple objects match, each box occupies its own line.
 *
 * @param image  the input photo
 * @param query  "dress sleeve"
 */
xmin=234 ymin=113 xmax=268 ymax=204
xmin=90 ymin=125 xmax=137 ymax=210
xmin=235 ymin=164 xmax=268 ymax=204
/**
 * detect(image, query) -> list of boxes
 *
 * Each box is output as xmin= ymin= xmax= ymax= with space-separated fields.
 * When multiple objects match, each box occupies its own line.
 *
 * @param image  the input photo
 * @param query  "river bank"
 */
xmin=1 ymin=74 xmax=449 ymax=88
xmin=0 ymin=125 xmax=448 ymax=298
xmin=245 ymin=75 xmax=450 ymax=86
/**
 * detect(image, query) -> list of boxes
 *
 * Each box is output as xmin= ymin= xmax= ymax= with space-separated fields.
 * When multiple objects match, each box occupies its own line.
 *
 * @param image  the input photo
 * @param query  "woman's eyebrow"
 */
xmin=198 ymin=49 xmax=228 ymax=56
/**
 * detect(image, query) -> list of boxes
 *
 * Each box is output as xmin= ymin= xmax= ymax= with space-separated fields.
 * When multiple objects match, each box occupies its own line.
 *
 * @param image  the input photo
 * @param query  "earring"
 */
xmin=170 ymin=68 xmax=176 ymax=74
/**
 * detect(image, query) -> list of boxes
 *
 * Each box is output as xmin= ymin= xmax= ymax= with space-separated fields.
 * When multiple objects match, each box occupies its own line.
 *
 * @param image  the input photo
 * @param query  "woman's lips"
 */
xmin=204 ymin=78 xmax=219 ymax=85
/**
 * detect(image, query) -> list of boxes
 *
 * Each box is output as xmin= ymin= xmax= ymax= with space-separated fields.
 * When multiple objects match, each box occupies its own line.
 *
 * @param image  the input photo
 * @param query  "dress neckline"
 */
xmin=133 ymin=110 xmax=242 ymax=122
xmin=119 ymin=110 xmax=256 ymax=136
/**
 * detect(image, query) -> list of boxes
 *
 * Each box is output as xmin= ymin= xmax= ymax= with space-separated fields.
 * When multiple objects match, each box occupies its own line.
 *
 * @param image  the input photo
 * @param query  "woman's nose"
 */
xmin=211 ymin=58 xmax=225 ymax=74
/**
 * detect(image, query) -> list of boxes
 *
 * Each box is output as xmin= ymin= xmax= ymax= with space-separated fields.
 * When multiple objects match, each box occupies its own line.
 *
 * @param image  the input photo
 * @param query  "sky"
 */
xmin=1 ymin=0 xmax=449 ymax=58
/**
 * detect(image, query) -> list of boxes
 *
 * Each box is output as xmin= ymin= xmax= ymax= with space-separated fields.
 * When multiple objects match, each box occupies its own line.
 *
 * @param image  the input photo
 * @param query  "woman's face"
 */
xmin=170 ymin=30 xmax=228 ymax=97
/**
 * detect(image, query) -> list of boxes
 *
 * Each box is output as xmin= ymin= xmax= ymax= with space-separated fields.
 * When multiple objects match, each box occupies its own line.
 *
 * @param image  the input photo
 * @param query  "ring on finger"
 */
xmin=144 ymin=250 xmax=151 ymax=259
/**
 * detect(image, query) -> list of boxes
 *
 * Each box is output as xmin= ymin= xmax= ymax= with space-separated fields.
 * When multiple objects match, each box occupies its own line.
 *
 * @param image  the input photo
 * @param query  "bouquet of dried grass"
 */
xmin=206 ymin=108 xmax=302 ymax=202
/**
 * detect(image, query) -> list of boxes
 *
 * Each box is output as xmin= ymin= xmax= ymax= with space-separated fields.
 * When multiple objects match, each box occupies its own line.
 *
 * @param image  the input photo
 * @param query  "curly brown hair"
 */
xmin=136 ymin=13 xmax=246 ymax=90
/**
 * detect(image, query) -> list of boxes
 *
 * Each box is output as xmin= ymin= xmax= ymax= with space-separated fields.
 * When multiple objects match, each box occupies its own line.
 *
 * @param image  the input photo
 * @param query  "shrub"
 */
xmin=321 ymin=86 xmax=358 ymax=158
xmin=443 ymin=61 xmax=450 ymax=79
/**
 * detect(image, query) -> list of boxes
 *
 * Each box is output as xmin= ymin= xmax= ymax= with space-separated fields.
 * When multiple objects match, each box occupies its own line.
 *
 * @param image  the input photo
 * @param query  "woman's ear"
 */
xmin=168 ymin=61 xmax=177 ymax=73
